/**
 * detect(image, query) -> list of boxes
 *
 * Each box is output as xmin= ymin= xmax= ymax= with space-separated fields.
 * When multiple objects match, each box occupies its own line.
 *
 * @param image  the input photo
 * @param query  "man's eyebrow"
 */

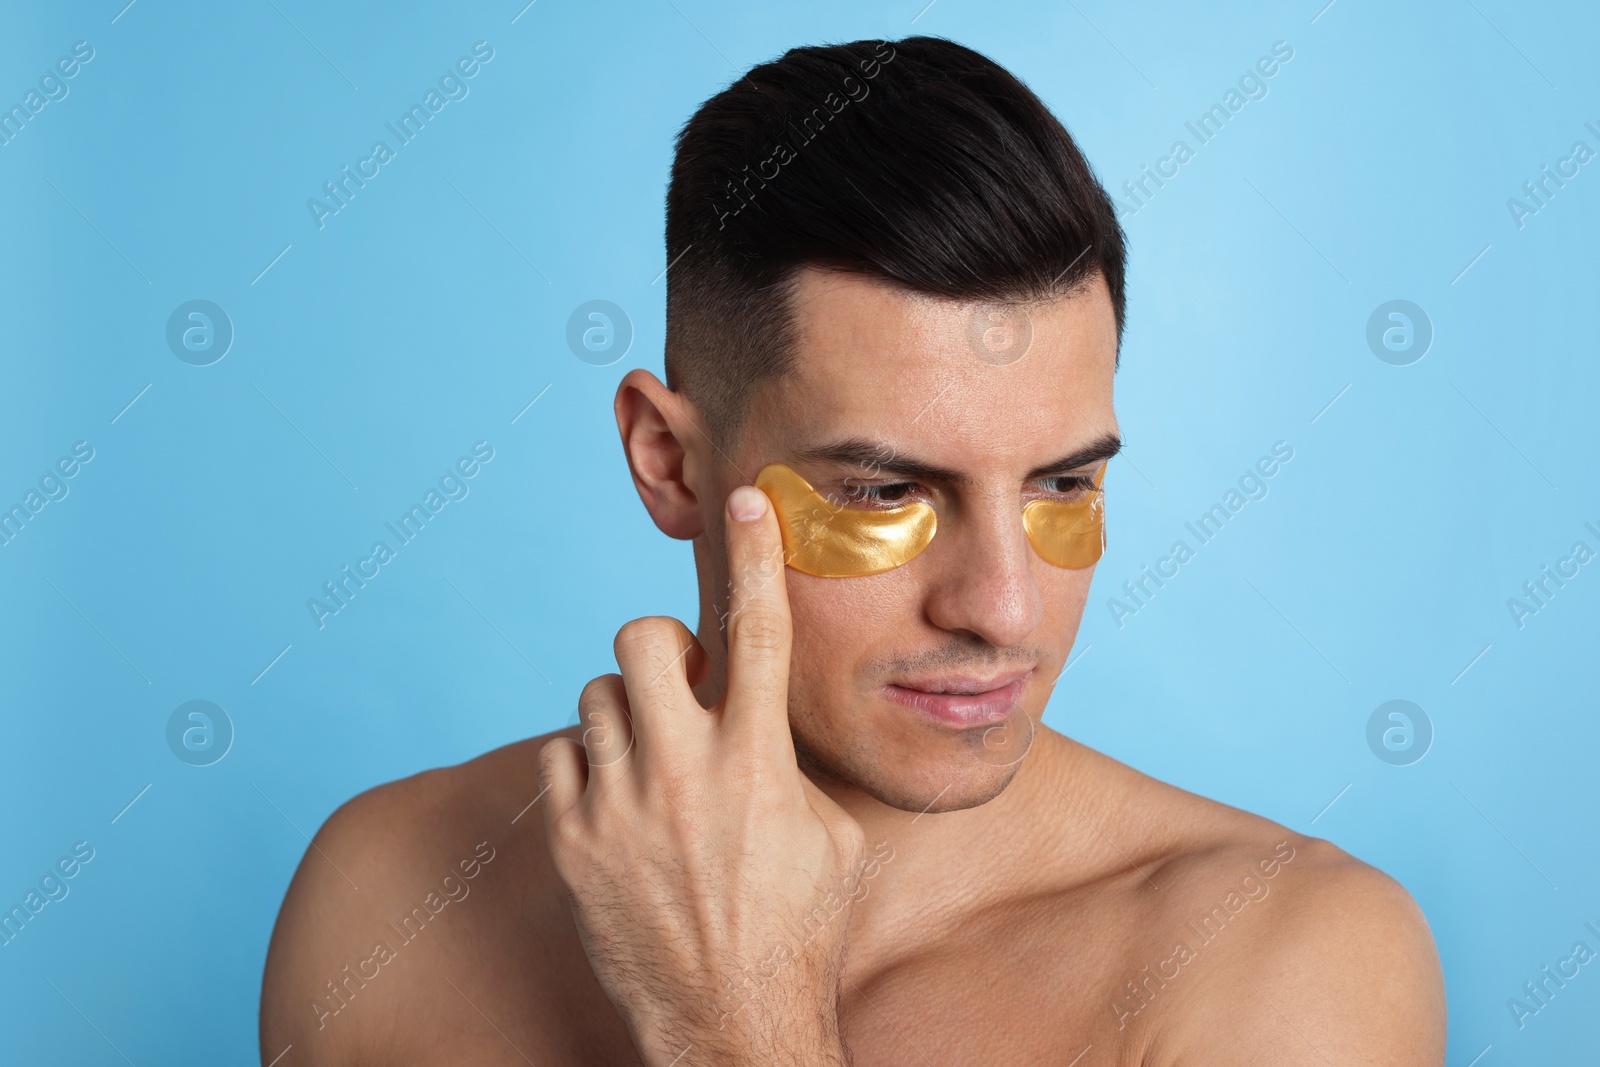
xmin=789 ymin=432 xmax=1122 ymax=485
xmin=1025 ymin=432 xmax=1122 ymax=478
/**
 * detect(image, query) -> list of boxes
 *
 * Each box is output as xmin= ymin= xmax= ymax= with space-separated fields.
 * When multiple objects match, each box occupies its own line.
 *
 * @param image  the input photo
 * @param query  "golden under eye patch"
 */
xmin=754 ymin=462 xmax=937 ymax=577
xmin=1022 ymin=461 xmax=1106 ymax=569
xmin=753 ymin=461 xmax=1106 ymax=578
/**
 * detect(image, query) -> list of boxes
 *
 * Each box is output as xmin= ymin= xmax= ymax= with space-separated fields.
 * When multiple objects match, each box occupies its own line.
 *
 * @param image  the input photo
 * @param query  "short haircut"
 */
xmin=664 ymin=35 xmax=1128 ymax=450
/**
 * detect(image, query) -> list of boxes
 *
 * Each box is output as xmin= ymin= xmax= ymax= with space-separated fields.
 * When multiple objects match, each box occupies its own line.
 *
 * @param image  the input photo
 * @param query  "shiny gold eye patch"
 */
xmin=1021 ymin=463 xmax=1107 ymax=569
xmin=753 ymin=462 xmax=937 ymax=577
xmin=753 ymin=461 xmax=1106 ymax=578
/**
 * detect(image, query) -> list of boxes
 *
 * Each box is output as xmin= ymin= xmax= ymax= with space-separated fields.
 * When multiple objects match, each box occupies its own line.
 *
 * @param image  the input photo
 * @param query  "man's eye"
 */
xmin=826 ymin=475 xmax=1098 ymax=509
xmin=837 ymin=481 xmax=919 ymax=506
xmin=1039 ymin=474 xmax=1097 ymax=497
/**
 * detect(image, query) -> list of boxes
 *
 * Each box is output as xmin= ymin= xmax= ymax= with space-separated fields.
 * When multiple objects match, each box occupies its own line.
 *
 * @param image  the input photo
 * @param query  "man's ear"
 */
xmin=614 ymin=369 xmax=710 ymax=541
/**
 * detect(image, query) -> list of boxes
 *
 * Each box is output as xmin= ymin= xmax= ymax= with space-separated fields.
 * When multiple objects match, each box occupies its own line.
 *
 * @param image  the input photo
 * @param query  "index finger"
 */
xmin=720 ymin=483 xmax=793 ymax=741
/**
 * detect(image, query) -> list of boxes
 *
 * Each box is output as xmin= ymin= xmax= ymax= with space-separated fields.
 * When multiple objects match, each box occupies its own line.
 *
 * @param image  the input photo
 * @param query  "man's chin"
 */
xmin=791 ymin=725 xmax=1033 ymax=815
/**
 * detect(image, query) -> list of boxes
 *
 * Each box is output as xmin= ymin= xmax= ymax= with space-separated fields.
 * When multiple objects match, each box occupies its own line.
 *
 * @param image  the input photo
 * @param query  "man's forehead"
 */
xmin=751 ymin=267 xmax=1118 ymax=472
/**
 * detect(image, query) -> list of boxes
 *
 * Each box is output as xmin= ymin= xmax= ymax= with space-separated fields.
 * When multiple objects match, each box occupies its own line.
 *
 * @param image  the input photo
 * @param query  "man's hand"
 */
xmin=539 ymin=483 xmax=866 ymax=1067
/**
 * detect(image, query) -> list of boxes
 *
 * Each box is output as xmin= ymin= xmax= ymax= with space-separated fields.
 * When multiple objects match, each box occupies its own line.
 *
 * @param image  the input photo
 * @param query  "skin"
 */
xmin=260 ymin=267 xmax=1448 ymax=1065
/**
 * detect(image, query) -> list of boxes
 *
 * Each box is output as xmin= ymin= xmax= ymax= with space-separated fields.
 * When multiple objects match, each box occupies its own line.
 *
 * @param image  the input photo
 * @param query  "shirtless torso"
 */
xmin=260 ymin=722 xmax=1445 ymax=1065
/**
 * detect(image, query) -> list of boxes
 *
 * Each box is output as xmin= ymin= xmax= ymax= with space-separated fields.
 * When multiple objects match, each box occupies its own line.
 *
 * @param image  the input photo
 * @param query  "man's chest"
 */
xmin=831 ymin=930 xmax=1153 ymax=1066
xmin=398 ymin=886 xmax=1166 ymax=1066
xmin=416 ymin=962 xmax=1147 ymax=1067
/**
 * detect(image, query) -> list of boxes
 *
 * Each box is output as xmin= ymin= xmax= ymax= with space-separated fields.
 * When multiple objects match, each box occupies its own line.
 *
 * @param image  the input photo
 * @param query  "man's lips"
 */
xmin=881 ymin=669 xmax=1033 ymax=728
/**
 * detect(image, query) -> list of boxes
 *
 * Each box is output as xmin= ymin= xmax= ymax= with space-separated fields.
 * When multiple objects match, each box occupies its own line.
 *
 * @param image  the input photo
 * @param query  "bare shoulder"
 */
xmin=1076 ymin=747 xmax=1446 ymax=1065
xmin=1184 ymin=838 xmax=1446 ymax=1062
xmin=258 ymin=727 xmax=580 ymax=1066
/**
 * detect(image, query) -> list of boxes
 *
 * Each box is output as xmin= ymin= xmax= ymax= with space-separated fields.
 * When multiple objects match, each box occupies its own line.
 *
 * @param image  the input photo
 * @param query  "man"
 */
xmin=261 ymin=35 xmax=1446 ymax=1065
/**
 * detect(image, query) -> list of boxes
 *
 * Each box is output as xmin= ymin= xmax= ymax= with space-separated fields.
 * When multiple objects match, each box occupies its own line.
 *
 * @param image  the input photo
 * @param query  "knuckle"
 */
xmin=576 ymin=677 xmax=622 ymax=725
xmin=536 ymin=735 xmax=575 ymax=775
xmin=731 ymin=605 xmax=789 ymax=652
xmin=534 ymin=759 xmax=559 ymax=798
xmin=614 ymin=616 xmax=677 ymax=658
xmin=734 ymin=551 xmax=782 ymax=584
xmin=535 ymin=739 xmax=565 ymax=779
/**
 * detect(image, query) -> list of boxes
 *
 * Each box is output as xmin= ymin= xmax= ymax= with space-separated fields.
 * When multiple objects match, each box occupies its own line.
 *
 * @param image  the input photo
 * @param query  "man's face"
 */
xmin=712 ymin=266 xmax=1119 ymax=813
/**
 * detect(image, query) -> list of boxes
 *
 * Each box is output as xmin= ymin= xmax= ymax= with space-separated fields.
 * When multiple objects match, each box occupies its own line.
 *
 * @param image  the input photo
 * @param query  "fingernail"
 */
xmin=729 ymin=485 xmax=768 ymax=522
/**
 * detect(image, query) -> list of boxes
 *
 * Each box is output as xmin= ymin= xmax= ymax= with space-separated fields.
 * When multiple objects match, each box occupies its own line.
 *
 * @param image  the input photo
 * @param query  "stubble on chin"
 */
xmin=786 ymin=697 xmax=1025 ymax=815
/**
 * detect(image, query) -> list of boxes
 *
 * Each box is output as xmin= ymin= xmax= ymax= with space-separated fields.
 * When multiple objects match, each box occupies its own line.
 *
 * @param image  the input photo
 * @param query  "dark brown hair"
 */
xmin=664 ymin=35 xmax=1128 ymax=449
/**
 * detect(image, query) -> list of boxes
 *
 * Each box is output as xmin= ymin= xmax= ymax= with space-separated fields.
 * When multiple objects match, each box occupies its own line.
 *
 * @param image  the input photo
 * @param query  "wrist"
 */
xmin=645 ymin=1001 xmax=851 ymax=1067
xmin=690 ymin=1031 xmax=851 ymax=1067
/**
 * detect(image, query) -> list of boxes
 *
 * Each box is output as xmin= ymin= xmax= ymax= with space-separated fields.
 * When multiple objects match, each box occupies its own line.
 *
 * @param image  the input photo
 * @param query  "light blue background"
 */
xmin=2 ymin=0 xmax=1595 ymax=1062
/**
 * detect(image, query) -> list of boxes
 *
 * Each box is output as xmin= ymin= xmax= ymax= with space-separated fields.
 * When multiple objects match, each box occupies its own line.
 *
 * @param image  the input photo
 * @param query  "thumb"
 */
xmin=721 ymin=483 xmax=794 ymax=744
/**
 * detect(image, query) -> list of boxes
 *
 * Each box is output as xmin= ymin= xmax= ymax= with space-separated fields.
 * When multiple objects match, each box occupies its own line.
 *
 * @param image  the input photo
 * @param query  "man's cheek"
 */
xmin=780 ymin=598 xmax=838 ymax=708
xmin=1046 ymin=561 xmax=1097 ymax=616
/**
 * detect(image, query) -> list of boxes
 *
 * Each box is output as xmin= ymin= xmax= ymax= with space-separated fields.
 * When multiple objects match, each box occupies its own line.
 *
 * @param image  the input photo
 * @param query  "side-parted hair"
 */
xmin=664 ymin=35 xmax=1127 ymax=449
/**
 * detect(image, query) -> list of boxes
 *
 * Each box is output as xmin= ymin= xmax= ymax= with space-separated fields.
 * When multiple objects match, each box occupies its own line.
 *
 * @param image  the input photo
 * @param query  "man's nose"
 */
xmin=920 ymin=497 xmax=1044 ymax=648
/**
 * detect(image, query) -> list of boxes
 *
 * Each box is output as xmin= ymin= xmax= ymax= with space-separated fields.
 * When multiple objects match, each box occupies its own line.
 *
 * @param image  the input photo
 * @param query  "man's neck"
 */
xmin=814 ymin=728 xmax=1087 ymax=968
